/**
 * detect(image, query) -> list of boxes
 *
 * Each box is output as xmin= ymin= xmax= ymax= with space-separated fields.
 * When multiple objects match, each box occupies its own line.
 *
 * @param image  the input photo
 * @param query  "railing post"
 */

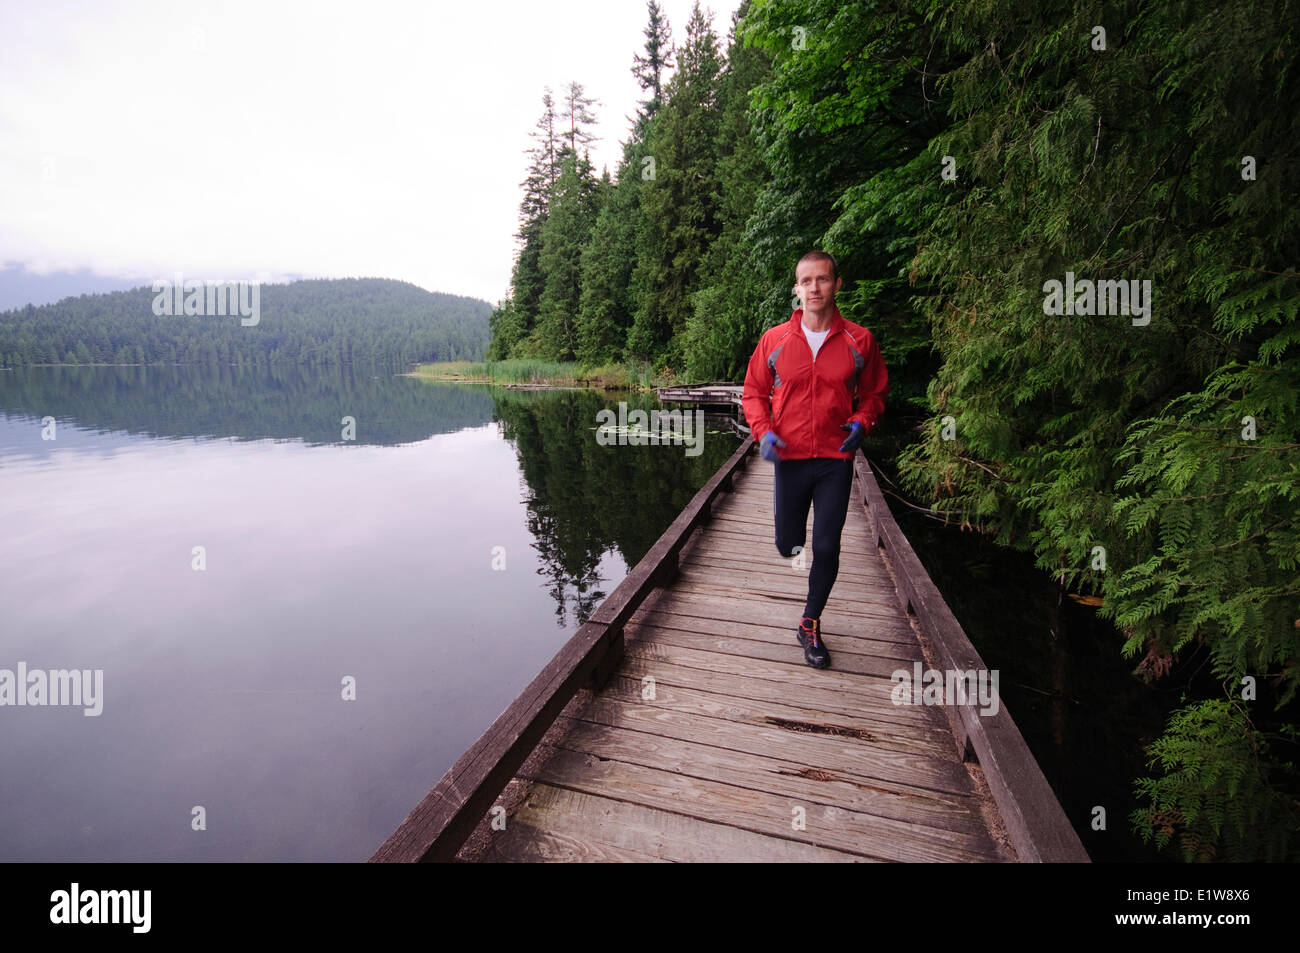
xmin=590 ymin=624 xmax=624 ymax=690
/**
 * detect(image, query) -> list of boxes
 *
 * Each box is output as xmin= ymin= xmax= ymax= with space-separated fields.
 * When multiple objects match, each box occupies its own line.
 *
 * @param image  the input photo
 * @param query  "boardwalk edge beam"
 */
xmin=853 ymin=454 xmax=1090 ymax=863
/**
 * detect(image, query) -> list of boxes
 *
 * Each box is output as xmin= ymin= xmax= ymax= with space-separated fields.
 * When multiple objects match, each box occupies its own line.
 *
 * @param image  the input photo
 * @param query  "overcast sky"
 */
xmin=0 ymin=0 xmax=746 ymax=305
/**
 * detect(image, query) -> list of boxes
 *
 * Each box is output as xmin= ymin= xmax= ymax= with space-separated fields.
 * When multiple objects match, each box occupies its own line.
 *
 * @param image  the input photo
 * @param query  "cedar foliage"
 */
xmin=1131 ymin=699 xmax=1298 ymax=862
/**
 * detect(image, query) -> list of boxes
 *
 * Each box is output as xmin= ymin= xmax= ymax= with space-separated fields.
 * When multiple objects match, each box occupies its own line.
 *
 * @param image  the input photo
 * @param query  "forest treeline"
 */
xmin=0 ymin=277 xmax=491 ymax=367
xmin=491 ymin=0 xmax=1299 ymax=860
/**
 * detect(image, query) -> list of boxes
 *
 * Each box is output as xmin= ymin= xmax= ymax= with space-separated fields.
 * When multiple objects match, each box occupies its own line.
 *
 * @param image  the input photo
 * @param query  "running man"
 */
xmin=741 ymin=251 xmax=889 ymax=668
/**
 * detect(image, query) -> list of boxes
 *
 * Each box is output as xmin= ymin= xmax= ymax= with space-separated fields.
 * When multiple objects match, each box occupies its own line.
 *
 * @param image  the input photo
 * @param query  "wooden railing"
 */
xmin=852 ymin=454 xmax=1090 ymax=863
xmin=370 ymin=436 xmax=756 ymax=862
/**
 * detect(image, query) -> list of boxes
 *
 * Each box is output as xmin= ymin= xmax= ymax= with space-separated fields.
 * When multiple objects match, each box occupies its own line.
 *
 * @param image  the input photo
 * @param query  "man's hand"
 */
xmin=838 ymin=421 xmax=866 ymax=453
xmin=760 ymin=430 xmax=786 ymax=462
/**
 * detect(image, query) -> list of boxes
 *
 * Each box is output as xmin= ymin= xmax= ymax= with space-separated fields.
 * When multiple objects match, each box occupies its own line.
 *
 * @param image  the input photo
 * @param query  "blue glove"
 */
xmin=838 ymin=421 xmax=866 ymax=453
xmin=760 ymin=430 xmax=786 ymax=462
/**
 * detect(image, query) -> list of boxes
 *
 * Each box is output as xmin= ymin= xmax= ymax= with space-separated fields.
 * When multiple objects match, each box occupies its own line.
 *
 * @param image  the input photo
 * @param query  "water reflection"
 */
xmin=0 ymin=363 xmax=496 ymax=449
xmin=493 ymin=389 xmax=735 ymax=627
xmin=0 ymin=366 xmax=740 ymax=860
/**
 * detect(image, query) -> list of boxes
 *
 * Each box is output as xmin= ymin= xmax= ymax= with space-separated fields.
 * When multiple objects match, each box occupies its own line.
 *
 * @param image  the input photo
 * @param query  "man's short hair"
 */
xmin=796 ymin=250 xmax=837 ymax=280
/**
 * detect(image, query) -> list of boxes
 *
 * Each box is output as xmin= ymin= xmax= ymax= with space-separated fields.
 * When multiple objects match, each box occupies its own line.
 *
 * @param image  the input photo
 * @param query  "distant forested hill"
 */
xmin=0 ymin=277 xmax=491 ymax=366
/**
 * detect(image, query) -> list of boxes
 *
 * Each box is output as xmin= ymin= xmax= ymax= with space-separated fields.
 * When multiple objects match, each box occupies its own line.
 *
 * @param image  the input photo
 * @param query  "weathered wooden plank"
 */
xmin=501 ymin=782 xmax=870 ymax=863
xmin=574 ymin=693 xmax=978 ymax=800
xmin=615 ymin=645 xmax=948 ymax=728
xmin=686 ymin=522 xmax=885 ymax=553
xmin=625 ymin=607 xmax=923 ymax=662
xmin=483 ymin=820 xmax=672 ymax=862
xmin=624 ymin=608 xmax=920 ymax=660
xmin=634 ymin=584 xmax=910 ymax=631
xmin=600 ymin=668 xmax=946 ymax=744
xmin=622 ymin=625 xmax=918 ymax=690
xmin=697 ymin=510 xmax=876 ymax=539
xmin=681 ymin=546 xmax=892 ymax=582
xmin=683 ymin=520 xmax=886 ymax=557
xmin=670 ymin=580 xmax=905 ymax=619
xmin=672 ymin=564 xmax=905 ymax=610
xmin=682 ymin=518 xmax=887 ymax=555
xmin=646 ymin=587 xmax=920 ymax=638
xmin=708 ymin=504 xmax=881 ymax=536
xmin=678 ymin=547 xmax=894 ymax=585
xmin=533 ymin=747 xmax=1005 ymax=863
xmin=700 ymin=523 xmax=882 ymax=557
xmin=624 ymin=618 xmax=921 ymax=678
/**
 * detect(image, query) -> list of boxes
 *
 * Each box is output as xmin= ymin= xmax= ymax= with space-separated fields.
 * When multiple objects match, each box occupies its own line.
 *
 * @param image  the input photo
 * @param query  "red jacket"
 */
xmin=741 ymin=306 xmax=888 ymax=460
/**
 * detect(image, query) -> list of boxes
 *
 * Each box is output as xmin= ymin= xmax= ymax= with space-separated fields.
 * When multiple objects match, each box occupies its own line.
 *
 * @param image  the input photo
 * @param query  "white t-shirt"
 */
xmin=802 ymin=321 xmax=831 ymax=359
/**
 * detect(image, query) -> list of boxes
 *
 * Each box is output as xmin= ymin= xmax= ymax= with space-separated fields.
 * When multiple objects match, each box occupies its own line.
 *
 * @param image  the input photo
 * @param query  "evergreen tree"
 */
xmin=631 ymin=0 xmax=674 ymax=133
xmin=492 ymin=88 xmax=561 ymax=358
xmin=574 ymin=3 xmax=676 ymax=369
xmin=533 ymin=151 xmax=602 ymax=360
xmin=486 ymin=296 xmax=523 ymax=360
xmin=682 ymin=0 xmax=774 ymax=381
xmin=576 ymin=146 xmax=644 ymax=367
xmin=529 ymin=85 xmax=562 ymax=196
xmin=627 ymin=0 xmax=724 ymax=370
xmin=561 ymin=81 xmax=601 ymax=158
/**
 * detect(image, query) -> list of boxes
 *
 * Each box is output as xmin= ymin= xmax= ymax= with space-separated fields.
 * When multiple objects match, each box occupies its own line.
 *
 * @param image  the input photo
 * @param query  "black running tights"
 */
xmin=772 ymin=457 xmax=854 ymax=620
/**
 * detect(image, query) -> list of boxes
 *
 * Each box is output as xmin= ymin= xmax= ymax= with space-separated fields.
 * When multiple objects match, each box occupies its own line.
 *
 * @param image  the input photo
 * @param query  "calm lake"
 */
xmin=1 ymin=363 xmax=1168 ymax=863
xmin=0 ymin=364 xmax=738 ymax=861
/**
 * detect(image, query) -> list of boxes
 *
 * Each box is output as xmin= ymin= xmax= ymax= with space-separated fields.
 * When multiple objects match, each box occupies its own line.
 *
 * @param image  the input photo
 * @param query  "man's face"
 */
xmin=794 ymin=260 xmax=842 ymax=311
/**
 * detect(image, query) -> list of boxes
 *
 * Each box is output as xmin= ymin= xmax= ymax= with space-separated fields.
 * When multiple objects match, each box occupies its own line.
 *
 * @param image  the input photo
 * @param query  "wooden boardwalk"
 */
xmin=479 ymin=461 xmax=1012 ymax=862
xmin=373 ymin=439 xmax=1088 ymax=863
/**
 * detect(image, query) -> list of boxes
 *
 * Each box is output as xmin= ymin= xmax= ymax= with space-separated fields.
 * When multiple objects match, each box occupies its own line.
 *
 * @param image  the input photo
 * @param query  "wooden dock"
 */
xmin=372 ymin=438 xmax=1089 ymax=863
xmin=656 ymin=382 xmax=744 ymax=409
